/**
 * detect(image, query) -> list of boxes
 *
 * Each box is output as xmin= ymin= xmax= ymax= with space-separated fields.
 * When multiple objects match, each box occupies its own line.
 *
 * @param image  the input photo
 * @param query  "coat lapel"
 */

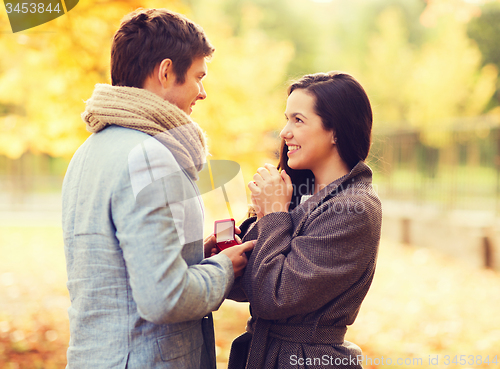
xmin=291 ymin=161 xmax=372 ymax=237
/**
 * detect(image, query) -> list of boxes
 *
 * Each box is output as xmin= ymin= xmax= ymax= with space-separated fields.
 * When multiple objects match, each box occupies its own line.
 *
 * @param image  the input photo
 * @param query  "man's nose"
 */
xmin=198 ymin=84 xmax=207 ymax=100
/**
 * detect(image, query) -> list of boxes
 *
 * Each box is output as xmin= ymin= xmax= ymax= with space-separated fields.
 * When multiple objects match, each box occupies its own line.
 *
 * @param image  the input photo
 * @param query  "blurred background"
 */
xmin=1 ymin=0 xmax=500 ymax=367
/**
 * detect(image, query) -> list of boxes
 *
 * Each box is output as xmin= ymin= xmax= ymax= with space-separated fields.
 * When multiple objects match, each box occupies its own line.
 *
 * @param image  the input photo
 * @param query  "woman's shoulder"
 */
xmin=294 ymin=171 xmax=382 ymax=233
xmin=327 ymin=161 xmax=381 ymax=210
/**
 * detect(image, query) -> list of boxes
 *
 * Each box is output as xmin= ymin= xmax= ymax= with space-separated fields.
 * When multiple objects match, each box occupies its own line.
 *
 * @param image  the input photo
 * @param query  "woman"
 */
xmin=227 ymin=72 xmax=382 ymax=369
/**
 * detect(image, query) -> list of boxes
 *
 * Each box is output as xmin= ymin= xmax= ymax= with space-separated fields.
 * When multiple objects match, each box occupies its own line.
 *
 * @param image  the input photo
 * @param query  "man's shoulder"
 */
xmin=68 ymin=126 xmax=182 ymax=193
xmin=79 ymin=126 xmax=177 ymax=167
xmin=90 ymin=125 xmax=151 ymax=151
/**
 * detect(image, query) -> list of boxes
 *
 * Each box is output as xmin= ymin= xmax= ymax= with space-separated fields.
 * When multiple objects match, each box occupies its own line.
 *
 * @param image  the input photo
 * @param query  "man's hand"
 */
xmin=203 ymin=234 xmax=217 ymax=258
xmin=204 ymin=226 xmax=242 ymax=258
xmin=220 ymin=240 xmax=256 ymax=277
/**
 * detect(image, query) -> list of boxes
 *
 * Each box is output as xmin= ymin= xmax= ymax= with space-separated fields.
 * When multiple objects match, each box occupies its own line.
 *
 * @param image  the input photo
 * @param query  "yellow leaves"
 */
xmin=408 ymin=21 xmax=497 ymax=146
xmin=1 ymin=0 xmax=498 ymax=162
xmin=466 ymin=63 xmax=498 ymax=116
xmin=364 ymin=5 xmax=498 ymax=148
xmin=365 ymin=7 xmax=415 ymax=124
xmin=0 ymin=70 xmax=25 ymax=105
xmin=0 ymin=0 xmax=295 ymax=166
xmin=0 ymin=118 xmax=27 ymax=159
xmin=0 ymin=0 xmax=188 ymax=160
xmin=0 ymin=36 xmax=94 ymax=158
xmin=190 ymin=4 xmax=294 ymax=177
xmin=420 ymin=0 xmax=482 ymax=27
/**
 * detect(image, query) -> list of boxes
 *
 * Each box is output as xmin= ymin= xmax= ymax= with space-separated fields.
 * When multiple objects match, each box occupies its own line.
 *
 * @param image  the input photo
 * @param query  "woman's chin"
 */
xmin=287 ymin=161 xmax=301 ymax=171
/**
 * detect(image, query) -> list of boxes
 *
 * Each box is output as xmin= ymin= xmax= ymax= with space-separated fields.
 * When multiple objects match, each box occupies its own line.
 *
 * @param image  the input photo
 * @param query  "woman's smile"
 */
xmin=287 ymin=145 xmax=301 ymax=155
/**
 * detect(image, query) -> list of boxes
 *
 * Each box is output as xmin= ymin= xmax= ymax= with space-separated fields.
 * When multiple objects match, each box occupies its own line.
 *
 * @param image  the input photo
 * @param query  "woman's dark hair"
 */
xmin=111 ymin=9 xmax=215 ymax=88
xmin=278 ymin=71 xmax=373 ymax=210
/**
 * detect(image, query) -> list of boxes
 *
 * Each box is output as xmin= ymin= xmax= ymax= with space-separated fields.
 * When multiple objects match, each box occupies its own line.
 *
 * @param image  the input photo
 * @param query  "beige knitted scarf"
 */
xmin=82 ymin=84 xmax=207 ymax=180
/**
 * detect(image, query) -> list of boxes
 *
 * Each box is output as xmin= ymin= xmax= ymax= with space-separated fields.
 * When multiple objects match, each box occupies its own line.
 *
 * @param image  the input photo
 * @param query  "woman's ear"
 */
xmin=331 ymin=132 xmax=337 ymax=144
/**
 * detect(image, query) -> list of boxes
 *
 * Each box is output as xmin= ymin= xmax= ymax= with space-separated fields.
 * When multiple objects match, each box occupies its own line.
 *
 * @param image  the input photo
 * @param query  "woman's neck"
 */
xmin=312 ymin=158 xmax=350 ymax=195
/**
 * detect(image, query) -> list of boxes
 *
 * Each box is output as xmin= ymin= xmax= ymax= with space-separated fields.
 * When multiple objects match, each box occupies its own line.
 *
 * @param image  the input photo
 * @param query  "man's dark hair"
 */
xmin=278 ymin=72 xmax=373 ymax=209
xmin=111 ymin=8 xmax=215 ymax=88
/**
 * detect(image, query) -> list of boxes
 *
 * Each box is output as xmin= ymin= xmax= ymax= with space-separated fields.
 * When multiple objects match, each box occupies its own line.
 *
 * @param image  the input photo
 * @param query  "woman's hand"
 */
xmin=248 ymin=164 xmax=293 ymax=219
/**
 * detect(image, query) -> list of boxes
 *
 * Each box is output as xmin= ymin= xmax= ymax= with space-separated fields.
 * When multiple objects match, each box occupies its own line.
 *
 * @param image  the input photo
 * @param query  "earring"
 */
xmin=333 ymin=137 xmax=337 ymax=144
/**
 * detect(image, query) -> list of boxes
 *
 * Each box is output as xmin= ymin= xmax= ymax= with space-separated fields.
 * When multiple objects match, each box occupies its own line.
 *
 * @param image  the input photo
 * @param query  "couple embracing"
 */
xmin=62 ymin=8 xmax=381 ymax=369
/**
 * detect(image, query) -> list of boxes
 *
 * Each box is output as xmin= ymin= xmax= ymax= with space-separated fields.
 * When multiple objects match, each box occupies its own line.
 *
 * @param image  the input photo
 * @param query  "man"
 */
xmin=62 ymin=8 xmax=254 ymax=368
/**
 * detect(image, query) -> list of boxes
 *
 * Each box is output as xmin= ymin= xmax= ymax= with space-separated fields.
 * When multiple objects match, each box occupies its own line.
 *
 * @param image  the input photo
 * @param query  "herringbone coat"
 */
xmin=228 ymin=161 xmax=382 ymax=369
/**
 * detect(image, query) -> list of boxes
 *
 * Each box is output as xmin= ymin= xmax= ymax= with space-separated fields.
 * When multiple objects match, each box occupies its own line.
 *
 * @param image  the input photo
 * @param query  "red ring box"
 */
xmin=215 ymin=218 xmax=238 ymax=252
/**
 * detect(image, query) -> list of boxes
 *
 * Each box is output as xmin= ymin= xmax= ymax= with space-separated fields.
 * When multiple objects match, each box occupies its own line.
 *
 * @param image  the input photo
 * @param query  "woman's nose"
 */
xmin=280 ymin=124 xmax=292 ymax=139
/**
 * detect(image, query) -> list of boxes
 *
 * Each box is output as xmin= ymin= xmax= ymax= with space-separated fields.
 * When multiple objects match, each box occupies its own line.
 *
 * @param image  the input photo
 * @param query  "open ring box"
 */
xmin=215 ymin=218 xmax=239 ymax=252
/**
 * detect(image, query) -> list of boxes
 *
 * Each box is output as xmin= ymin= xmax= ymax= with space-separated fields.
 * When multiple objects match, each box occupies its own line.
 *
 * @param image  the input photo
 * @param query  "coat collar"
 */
xmin=291 ymin=161 xmax=374 ymax=236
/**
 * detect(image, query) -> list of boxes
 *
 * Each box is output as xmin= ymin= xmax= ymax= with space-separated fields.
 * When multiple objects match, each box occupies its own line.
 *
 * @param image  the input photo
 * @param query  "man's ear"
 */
xmin=158 ymin=58 xmax=175 ymax=88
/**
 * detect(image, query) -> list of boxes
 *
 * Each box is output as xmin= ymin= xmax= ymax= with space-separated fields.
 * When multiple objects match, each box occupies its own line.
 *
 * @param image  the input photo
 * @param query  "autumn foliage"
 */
xmin=1 ymin=0 xmax=500 ymax=368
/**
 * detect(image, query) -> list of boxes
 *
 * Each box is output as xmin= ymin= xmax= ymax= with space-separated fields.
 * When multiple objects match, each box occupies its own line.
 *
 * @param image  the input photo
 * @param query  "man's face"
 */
xmin=164 ymin=56 xmax=208 ymax=115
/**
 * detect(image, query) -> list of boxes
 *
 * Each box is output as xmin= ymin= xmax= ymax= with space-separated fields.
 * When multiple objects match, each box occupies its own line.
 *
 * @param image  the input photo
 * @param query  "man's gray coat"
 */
xmin=62 ymin=125 xmax=233 ymax=368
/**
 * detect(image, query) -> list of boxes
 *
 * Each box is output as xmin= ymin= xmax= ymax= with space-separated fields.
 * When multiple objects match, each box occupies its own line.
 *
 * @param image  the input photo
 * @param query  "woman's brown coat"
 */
xmin=228 ymin=161 xmax=382 ymax=369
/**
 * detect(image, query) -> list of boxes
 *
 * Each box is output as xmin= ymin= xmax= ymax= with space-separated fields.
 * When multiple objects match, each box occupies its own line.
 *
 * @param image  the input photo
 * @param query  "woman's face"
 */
xmin=280 ymin=89 xmax=336 ymax=174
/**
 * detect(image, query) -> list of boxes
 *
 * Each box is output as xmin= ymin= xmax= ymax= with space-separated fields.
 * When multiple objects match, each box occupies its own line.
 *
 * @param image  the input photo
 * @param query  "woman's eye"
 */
xmin=296 ymin=118 xmax=304 ymax=123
